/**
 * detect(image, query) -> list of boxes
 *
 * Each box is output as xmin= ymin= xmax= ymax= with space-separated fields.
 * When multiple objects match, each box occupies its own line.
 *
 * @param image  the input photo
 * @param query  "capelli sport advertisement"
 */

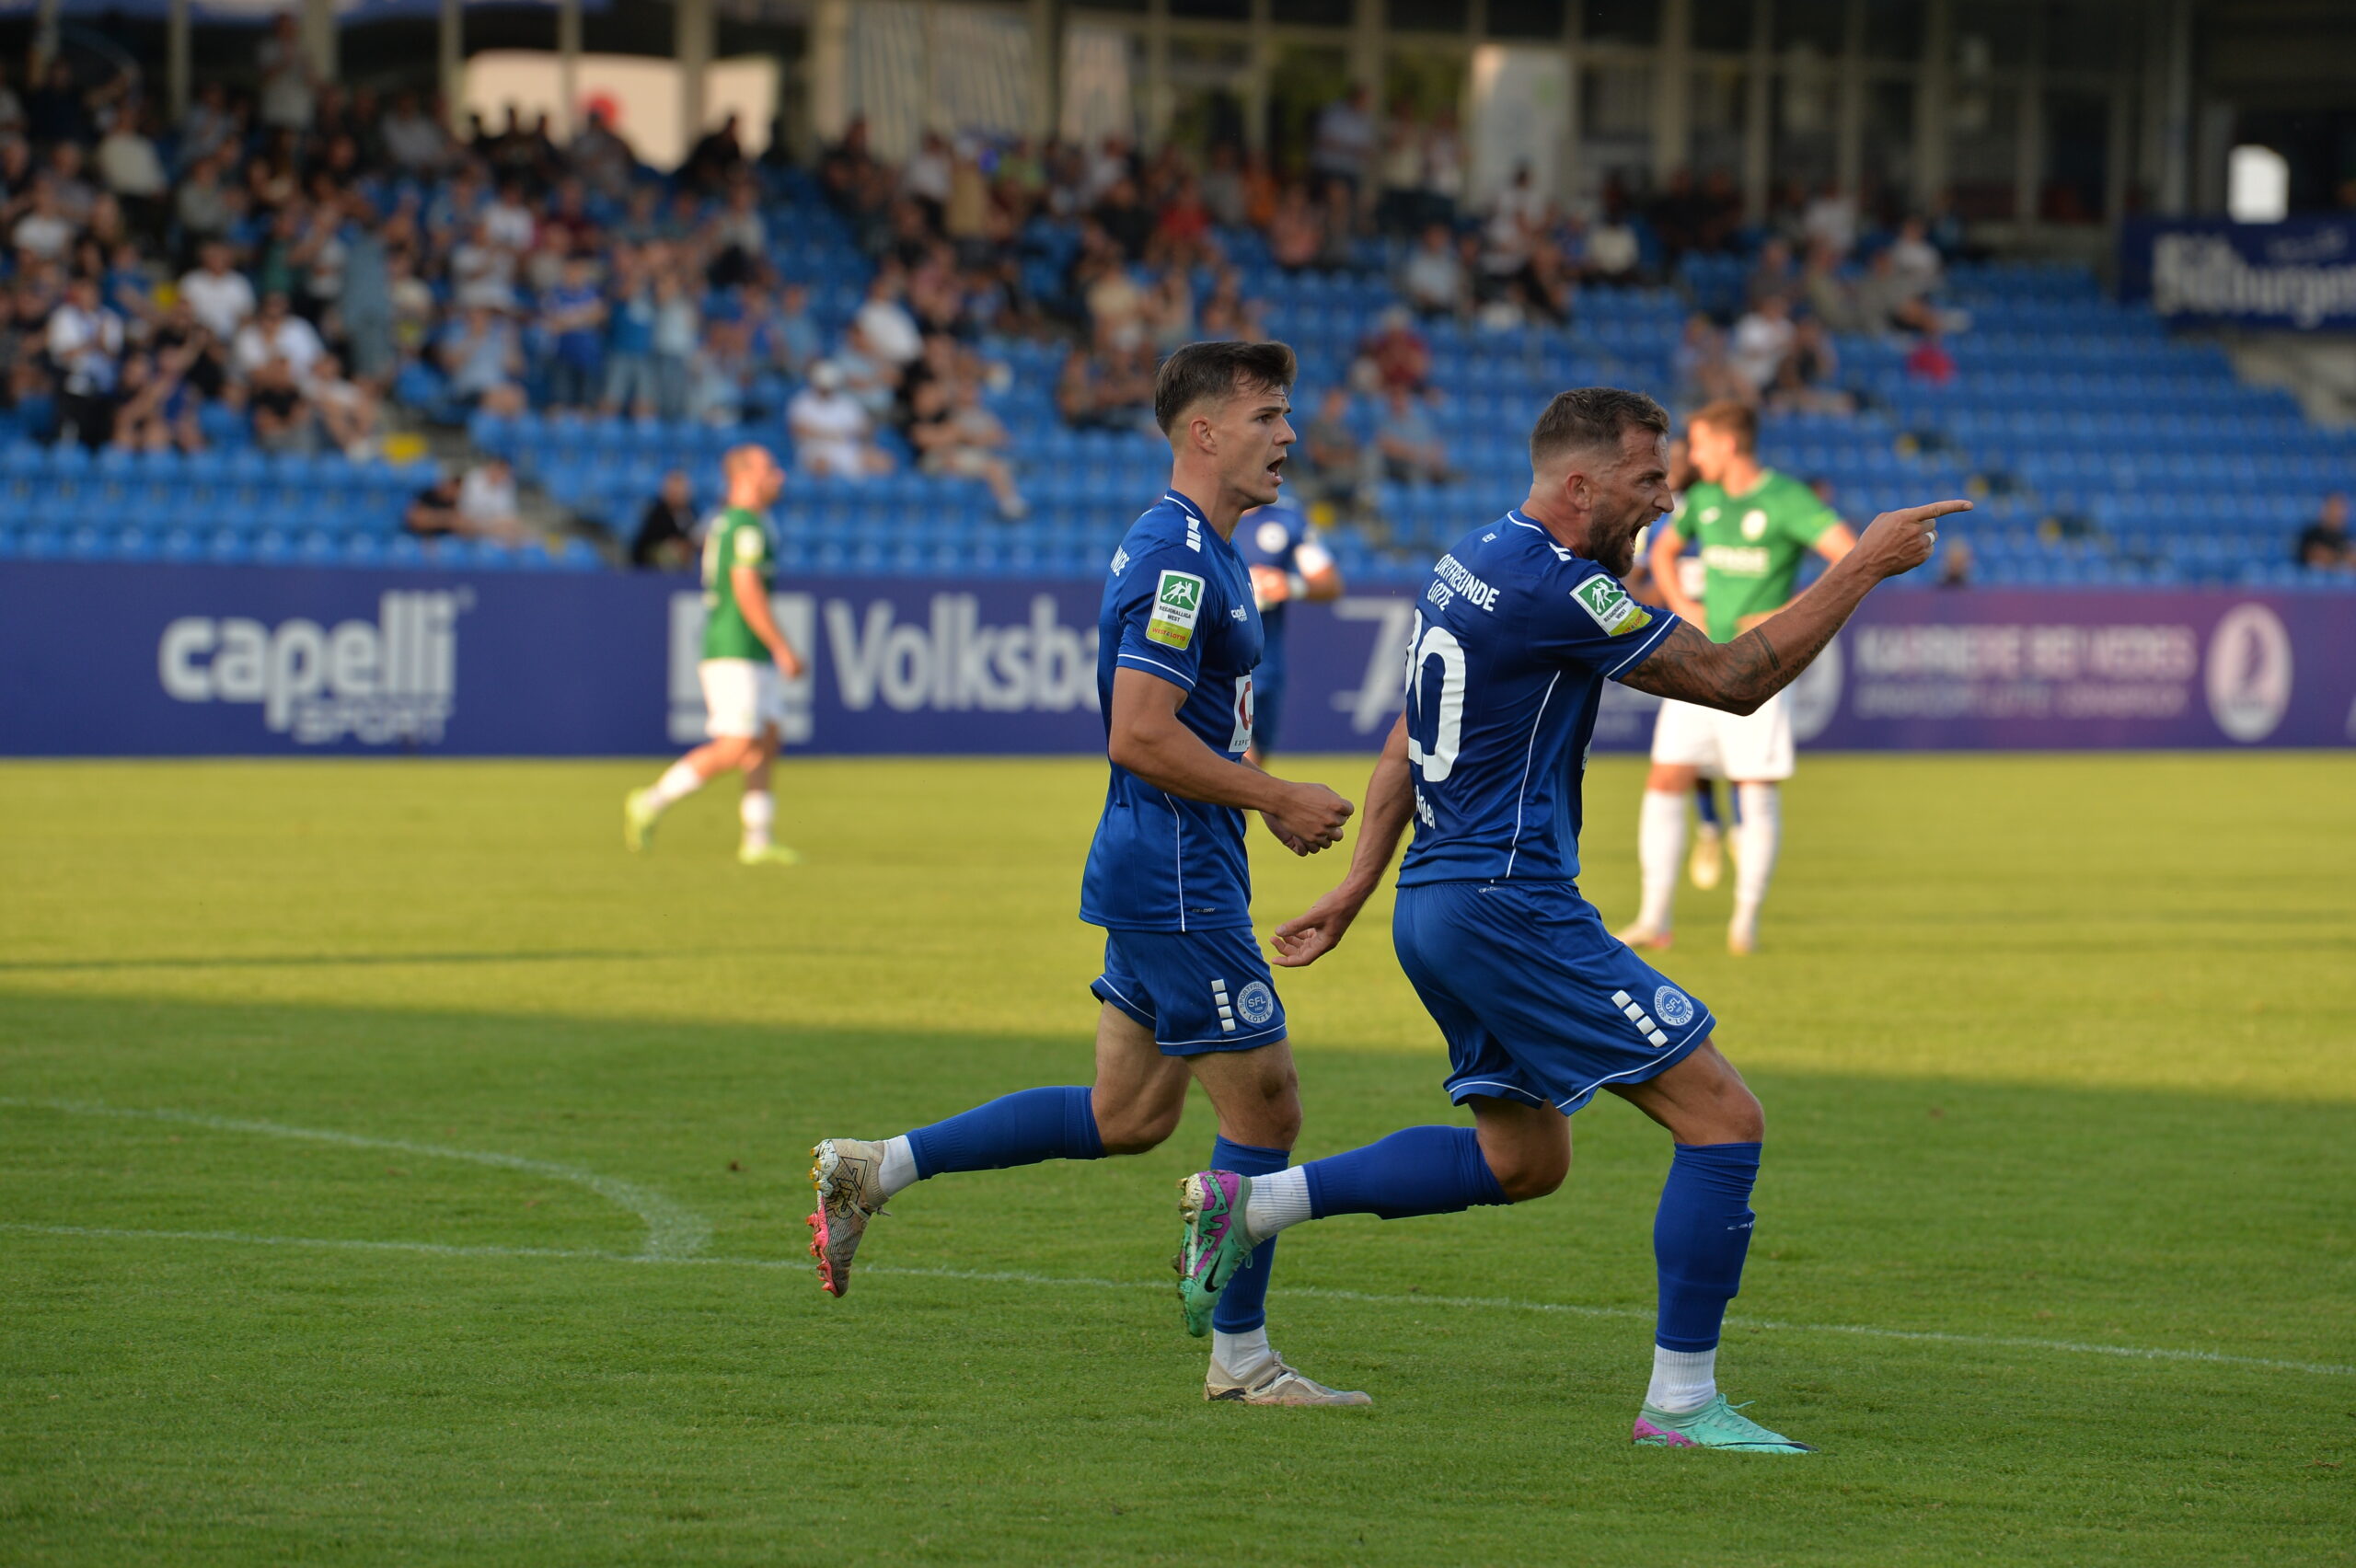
xmin=0 ymin=562 xmax=2348 ymax=755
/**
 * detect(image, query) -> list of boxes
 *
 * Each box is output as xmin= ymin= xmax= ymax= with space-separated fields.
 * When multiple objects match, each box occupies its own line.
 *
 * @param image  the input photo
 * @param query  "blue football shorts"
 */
xmin=1091 ymin=925 xmax=1288 ymax=1055
xmin=1392 ymin=881 xmax=1715 ymax=1113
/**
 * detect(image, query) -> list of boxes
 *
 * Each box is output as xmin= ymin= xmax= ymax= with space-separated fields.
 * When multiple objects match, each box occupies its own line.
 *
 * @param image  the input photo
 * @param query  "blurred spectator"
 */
xmin=1268 ymin=185 xmax=1322 ymax=271
xmin=855 ymin=269 xmax=923 ymax=366
xmin=438 ymin=303 xmax=528 ymax=415
xmin=1801 ymin=182 xmax=1858 ymax=258
xmin=258 ymin=14 xmax=319 ymax=132
xmin=406 ymin=470 xmax=464 ymax=536
xmin=95 ymin=106 xmax=167 ymax=236
xmin=110 ymin=345 xmax=205 ymax=455
xmin=2295 ymin=493 xmax=2350 ymax=569
xmin=48 ymin=275 xmax=124 ymax=447
xmin=1399 ymin=223 xmax=1467 ymax=317
xmin=309 ymin=353 xmax=378 ymax=455
xmin=1936 ymin=537 xmax=1975 ymax=589
xmin=687 ymin=318 xmax=753 ymax=426
xmin=233 ymin=292 xmax=326 ymax=386
xmin=1857 ymin=248 xmax=1937 ymax=335
xmin=1583 ymin=202 xmax=1642 ymax=284
xmin=457 ymin=456 xmax=526 ymax=540
xmin=761 ymin=282 xmax=826 ymax=379
xmin=912 ymin=377 xmax=1027 ymax=518
xmin=1770 ymin=319 xmax=1852 ymax=415
xmin=789 ymin=360 xmax=894 ymax=478
xmin=13 ymin=179 xmax=74 ymax=262
xmin=541 ymin=255 xmax=606 ymax=409
xmin=1729 ymin=294 xmax=1796 ymax=394
xmin=602 ymin=249 xmax=658 ymax=416
xmin=1357 ymin=306 xmax=1430 ymax=393
xmin=1057 ymin=342 xmax=1155 ymax=433
xmin=1674 ymin=314 xmax=1748 ymax=407
xmin=630 ymin=469 xmax=700 ymax=569
xmin=1800 ymin=239 xmax=1858 ymax=332
xmin=1746 ymin=237 xmax=1797 ymax=308
xmin=380 ymin=90 xmax=451 ymax=175
xmin=651 ymin=266 xmax=699 ymax=421
xmin=1904 ymin=332 xmax=1957 ymax=386
xmin=248 ymin=352 xmax=317 ymax=453
xmin=1311 ymin=86 xmax=1377 ymax=205
xmin=1374 ymin=386 xmax=1450 ymax=483
xmin=1299 ymin=386 xmax=1370 ymax=510
xmin=1888 ymin=217 xmax=1944 ymax=297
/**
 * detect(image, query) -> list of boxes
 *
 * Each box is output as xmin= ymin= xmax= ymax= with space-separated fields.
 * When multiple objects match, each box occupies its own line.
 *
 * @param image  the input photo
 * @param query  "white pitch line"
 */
xmin=0 ymin=1098 xmax=710 ymax=1260
xmin=6 ymin=1222 xmax=2350 ymax=1380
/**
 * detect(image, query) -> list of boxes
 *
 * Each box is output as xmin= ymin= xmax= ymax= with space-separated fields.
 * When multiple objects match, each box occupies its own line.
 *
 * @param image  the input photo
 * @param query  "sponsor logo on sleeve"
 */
xmin=1571 ymin=575 xmax=1653 ymax=636
xmin=734 ymin=525 xmax=766 ymax=562
xmin=1147 ymin=570 xmax=1206 ymax=649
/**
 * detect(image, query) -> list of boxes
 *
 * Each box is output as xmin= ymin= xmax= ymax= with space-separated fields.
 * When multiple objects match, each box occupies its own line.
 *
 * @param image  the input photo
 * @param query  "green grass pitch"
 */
xmin=3 ymin=753 xmax=2351 ymax=1566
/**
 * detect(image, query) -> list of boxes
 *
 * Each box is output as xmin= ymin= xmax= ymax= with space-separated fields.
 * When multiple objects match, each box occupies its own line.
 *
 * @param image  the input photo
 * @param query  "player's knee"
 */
xmin=1712 ymin=1080 xmax=1766 ymax=1144
xmin=1489 ymin=1143 xmax=1569 ymax=1203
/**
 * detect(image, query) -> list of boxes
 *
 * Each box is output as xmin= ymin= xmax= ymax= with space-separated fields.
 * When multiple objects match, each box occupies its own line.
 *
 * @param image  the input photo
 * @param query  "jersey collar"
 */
xmin=1162 ymin=489 xmax=1209 ymax=525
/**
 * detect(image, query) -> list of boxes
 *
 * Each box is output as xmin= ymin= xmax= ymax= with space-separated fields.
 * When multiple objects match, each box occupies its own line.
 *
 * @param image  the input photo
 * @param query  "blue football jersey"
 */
xmin=1234 ymin=502 xmax=1332 ymax=636
xmin=1396 ymin=512 xmax=1681 ymax=888
xmin=1080 ymin=490 xmax=1265 ymax=932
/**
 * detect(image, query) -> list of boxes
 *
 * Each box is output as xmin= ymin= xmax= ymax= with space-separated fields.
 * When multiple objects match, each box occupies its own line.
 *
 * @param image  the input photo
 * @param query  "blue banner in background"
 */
xmin=2119 ymin=217 xmax=2356 ymax=330
xmin=0 ymin=562 xmax=2349 ymax=755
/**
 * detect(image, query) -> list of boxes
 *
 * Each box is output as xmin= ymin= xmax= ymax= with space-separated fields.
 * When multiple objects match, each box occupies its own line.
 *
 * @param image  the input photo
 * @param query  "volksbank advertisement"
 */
xmin=0 ymin=561 xmax=2350 ymax=755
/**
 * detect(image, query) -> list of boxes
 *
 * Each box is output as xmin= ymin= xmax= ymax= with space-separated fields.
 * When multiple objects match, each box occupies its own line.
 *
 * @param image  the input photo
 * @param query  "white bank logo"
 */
xmin=669 ymin=592 xmax=1100 ymax=741
xmin=159 ymin=591 xmax=465 ymax=744
xmin=2204 ymin=603 xmax=2293 ymax=743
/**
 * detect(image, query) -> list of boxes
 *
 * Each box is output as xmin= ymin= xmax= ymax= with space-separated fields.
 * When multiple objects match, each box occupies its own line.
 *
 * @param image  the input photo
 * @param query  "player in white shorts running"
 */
xmin=1620 ymin=401 xmax=1854 ymax=955
xmin=623 ymin=444 xmax=807 ymax=866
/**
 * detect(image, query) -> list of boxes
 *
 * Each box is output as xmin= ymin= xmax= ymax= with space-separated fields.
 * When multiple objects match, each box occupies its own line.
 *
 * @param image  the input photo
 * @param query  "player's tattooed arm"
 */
xmin=1620 ymin=620 xmax=1799 ymax=716
xmin=1623 ymin=497 xmax=1970 ymax=715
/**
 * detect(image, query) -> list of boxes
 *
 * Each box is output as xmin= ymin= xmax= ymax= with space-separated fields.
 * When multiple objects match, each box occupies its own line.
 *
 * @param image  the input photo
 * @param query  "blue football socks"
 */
xmin=1652 ymin=1141 xmax=1761 ymax=1352
xmin=1301 ymin=1125 xmax=1508 ymax=1220
xmin=1209 ymin=1136 xmax=1289 ymax=1333
xmin=907 ymin=1086 xmax=1104 ymax=1180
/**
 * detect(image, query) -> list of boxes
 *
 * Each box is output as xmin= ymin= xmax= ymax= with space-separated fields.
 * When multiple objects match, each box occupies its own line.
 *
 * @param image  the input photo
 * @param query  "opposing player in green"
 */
xmin=624 ymin=444 xmax=808 ymax=866
xmin=1620 ymin=400 xmax=1854 ymax=955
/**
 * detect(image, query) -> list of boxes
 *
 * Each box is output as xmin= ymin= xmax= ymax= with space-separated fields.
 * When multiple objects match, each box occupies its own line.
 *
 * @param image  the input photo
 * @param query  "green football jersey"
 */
xmin=699 ymin=505 xmax=776 ymax=663
xmin=1676 ymin=470 xmax=1841 ymax=642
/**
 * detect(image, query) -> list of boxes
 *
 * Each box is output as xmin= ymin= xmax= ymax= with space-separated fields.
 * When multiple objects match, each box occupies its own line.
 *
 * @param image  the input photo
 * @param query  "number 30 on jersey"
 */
xmin=1403 ymin=614 xmax=1463 ymax=826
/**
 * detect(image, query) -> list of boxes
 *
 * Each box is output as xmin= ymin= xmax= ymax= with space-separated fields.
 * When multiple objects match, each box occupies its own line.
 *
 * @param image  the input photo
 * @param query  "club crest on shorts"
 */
xmin=1236 ymin=981 xmax=1276 ymax=1026
xmin=1653 ymin=986 xmax=1695 ymax=1028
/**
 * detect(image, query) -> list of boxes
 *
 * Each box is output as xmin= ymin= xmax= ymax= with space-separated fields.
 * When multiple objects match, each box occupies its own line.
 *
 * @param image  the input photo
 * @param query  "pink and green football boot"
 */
xmin=1633 ymin=1395 xmax=1816 ymax=1453
xmin=1172 ymin=1170 xmax=1256 ymax=1338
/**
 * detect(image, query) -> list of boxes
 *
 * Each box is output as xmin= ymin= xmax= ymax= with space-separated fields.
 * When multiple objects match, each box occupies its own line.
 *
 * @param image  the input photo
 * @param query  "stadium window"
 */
xmin=1387 ymin=0 xmax=1472 ymax=31
xmin=1487 ymin=0 xmax=1567 ymax=39
xmin=1863 ymin=0 xmax=1923 ymax=62
xmin=1582 ymin=0 xmax=1660 ymax=46
xmin=1946 ymin=84 xmax=2020 ymax=220
xmin=2041 ymin=0 xmax=2123 ymax=72
xmin=1865 ymin=78 xmax=1916 ymax=197
xmin=1690 ymin=0 xmax=1754 ymax=52
xmin=1952 ymin=0 xmax=2029 ymax=70
xmin=1272 ymin=0 xmax=1356 ymax=23
xmin=2227 ymin=145 xmax=2290 ymax=223
xmin=2042 ymin=88 xmax=2109 ymax=223
xmin=1775 ymin=0 xmax=1848 ymax=55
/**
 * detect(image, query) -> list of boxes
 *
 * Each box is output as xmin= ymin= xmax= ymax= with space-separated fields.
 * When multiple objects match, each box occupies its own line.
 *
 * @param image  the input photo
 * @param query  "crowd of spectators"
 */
xmin=0 ymin=23 xmax=2004 ymax=562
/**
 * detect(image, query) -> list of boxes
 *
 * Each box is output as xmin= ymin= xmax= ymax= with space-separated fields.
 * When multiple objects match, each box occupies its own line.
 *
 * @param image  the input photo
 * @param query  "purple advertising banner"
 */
xmin=0 ymin=563 xmax=2347 ymax=755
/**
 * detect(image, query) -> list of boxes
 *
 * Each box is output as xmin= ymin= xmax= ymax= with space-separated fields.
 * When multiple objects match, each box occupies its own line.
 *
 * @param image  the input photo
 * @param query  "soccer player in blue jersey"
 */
xmin=1172 ymin=387 xmax=1966 ymax=1451
xmin=808 ymin=341 xmax=1371 ymax=1406
xmin=1234 ymin=498 xmax=1345 ymax=763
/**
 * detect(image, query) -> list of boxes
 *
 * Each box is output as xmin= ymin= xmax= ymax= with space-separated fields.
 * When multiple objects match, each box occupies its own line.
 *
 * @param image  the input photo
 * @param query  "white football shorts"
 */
xmin=699 ymin=657 xmax=789 ymax=740
xmin=1648 ymin=692 xmax=1796 ymax=781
